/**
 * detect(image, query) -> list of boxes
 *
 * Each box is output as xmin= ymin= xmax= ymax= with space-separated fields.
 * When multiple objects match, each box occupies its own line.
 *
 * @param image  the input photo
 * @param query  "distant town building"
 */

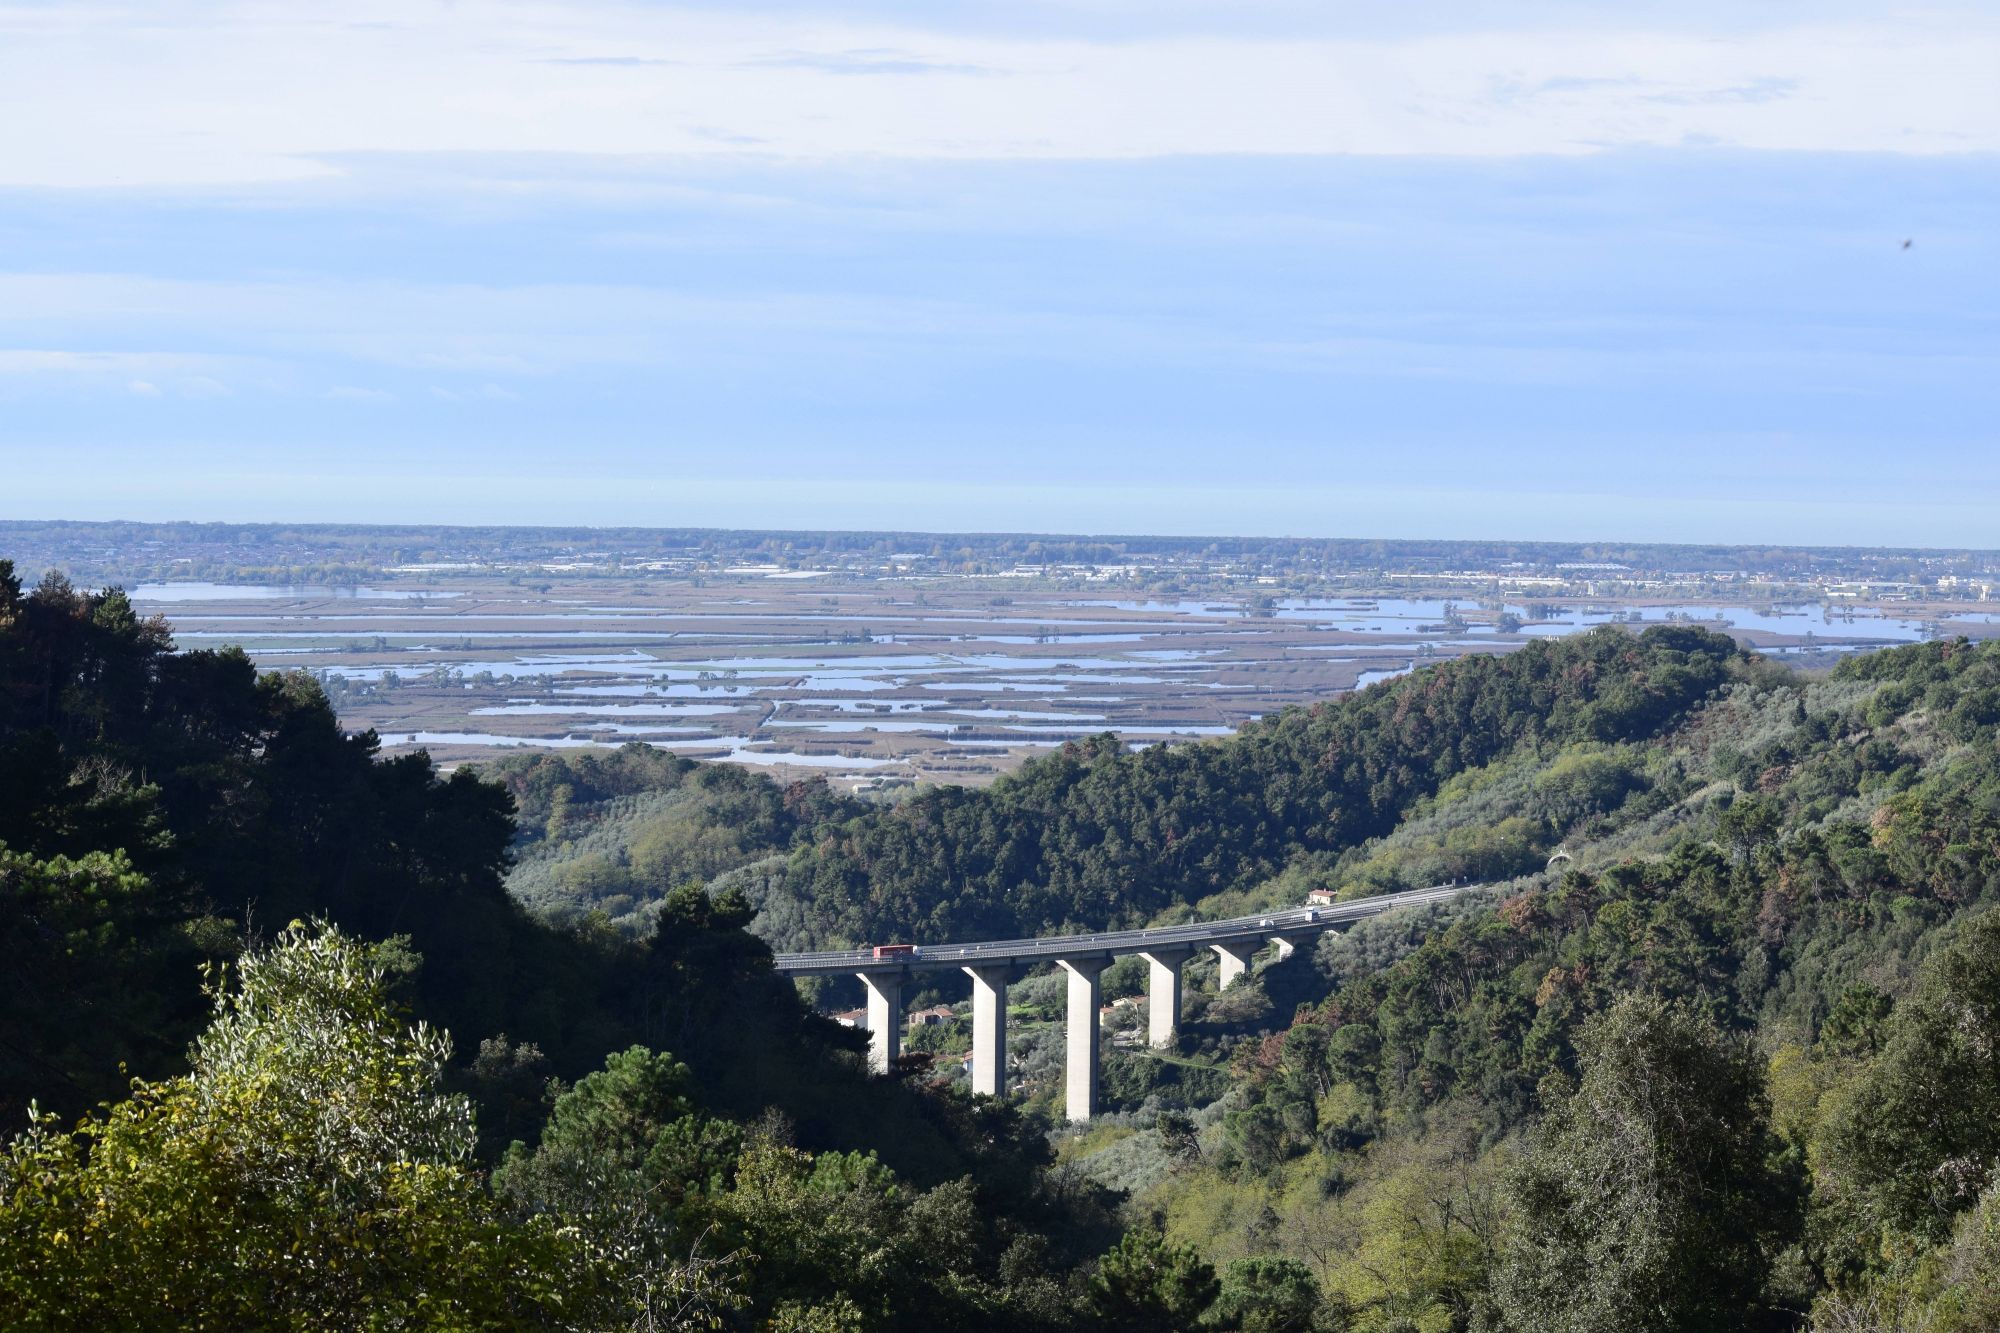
xmin=832 ymin=1008 xmax=866 ymax=1028
xmin=1306 ymin=887 xmax=1339 ymax=906
xmin=908 ymin=1005 xmax=956 ymax=1027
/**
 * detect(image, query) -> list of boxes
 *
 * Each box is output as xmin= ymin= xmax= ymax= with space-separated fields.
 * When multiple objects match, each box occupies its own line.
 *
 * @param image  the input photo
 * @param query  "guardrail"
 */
xmin=771 ymin=882 xmax=1480 ymax=977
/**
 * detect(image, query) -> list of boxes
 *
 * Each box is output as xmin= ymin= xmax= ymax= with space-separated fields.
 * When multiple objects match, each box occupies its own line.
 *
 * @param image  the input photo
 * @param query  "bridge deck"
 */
xmin=771 ymin=883 xmax=1477 ymax=976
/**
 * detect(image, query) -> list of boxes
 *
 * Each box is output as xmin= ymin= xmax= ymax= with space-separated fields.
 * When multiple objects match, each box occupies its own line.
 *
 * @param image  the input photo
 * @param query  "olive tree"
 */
xmin=1495 ymin=993 xmax=1795 ymax=1333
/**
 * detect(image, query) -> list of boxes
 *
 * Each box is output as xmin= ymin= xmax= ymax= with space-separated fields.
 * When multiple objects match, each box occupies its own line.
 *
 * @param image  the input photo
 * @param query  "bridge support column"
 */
xmin=1059 ymin=958 xmax=1108 ymax=1122
xmin=1139 ymin=948 xmax=1193 ymax=1049
xmin=859 ymin=972 xmax=904 ymax=1075
xmin=963 ymin=964 xmax=1013 ymax=1098
xmin=1211 ymin=940 xmax=1261 ymax=990
xmin=1269 ymin=932 xmax=1318 ymax=963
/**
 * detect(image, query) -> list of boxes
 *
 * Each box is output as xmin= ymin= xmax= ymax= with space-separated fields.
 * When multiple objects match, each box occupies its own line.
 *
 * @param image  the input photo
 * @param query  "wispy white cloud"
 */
xmin=741 ymin=48 xmax=1005 ymax=77
xmin=0 ymin=349 xmax=229 ymax=376
xmin=0 ymin=2 xmax=1992 ymax=188
xmin=1 ymin=210 xmax=1985 ymax=420
xmin=538 ymin=55 xmax=680 ymax=67
xmin=0 ymin=349 xmax=243 ymax=399
xmin=429 ymin=383 xmax=522 ymax=402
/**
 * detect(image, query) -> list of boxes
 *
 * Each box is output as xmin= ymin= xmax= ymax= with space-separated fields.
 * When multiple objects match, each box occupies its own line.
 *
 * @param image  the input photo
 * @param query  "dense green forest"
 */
xmin=1115 ymin=633 xmax=2000 ymax=1330
xmin=6 ymin=556 xmax=2000 ymax=1329
xmin=0 ymin=561 xmax=1124 ymax=1328
xmin=500 ymin=623 xmax=1744 ymax=949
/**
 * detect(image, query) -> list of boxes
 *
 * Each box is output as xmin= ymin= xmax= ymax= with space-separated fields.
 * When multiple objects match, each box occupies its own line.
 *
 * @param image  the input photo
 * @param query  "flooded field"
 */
xmin=129 ymin=578 xmax=1998 ymax=785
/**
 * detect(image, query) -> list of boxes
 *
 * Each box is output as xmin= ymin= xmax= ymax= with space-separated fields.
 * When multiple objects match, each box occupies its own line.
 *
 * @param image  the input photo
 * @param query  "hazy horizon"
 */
xmin=6 ymin=514 xmax=2000 ymax=559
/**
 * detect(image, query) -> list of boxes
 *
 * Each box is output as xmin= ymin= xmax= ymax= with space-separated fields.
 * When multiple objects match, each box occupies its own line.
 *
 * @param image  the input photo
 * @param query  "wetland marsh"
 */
xmin=130 ymin=576 xmax=1995 ymax=785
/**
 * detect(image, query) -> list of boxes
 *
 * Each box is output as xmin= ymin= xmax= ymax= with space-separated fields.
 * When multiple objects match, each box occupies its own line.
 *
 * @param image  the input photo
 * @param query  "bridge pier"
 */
xmin=1269 ymin=932 xmax=1318 ymax=963
xmin=1139 ymin=948 xmax=1193 ymax=1049
xmin=1211 ymin=939 xmax=1261 ymax=990
xmin=963 ymin=964 xmax=1014 ymax=1098
xmin=784 ymin=888 xmax=1479 ymax=1108
xmin=1059 ymin=957 xmax=1108 ymax=1122
xmin=859 ymin=971 xmax=904 ymax=1075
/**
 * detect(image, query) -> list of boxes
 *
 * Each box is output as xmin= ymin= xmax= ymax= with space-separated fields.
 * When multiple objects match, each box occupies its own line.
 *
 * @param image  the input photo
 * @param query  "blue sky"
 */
xmin=1 ymin=2 xmax=1996 ymax=544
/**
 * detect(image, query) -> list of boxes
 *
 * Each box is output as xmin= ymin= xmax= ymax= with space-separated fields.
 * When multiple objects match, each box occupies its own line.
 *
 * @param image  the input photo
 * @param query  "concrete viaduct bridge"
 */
xmin=774 ymin=883 xmax=1481 ymax=1121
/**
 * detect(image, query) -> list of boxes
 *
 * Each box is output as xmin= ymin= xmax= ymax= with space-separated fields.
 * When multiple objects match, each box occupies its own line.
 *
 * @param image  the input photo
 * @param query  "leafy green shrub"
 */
xmin=0 ymin=922 xmax=617 ymax=1329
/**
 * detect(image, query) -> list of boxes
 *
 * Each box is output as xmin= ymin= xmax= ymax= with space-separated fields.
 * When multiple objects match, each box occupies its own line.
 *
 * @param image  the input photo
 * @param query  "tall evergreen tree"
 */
xmin=1496 ymin=994 xmax=1796 ymax=1333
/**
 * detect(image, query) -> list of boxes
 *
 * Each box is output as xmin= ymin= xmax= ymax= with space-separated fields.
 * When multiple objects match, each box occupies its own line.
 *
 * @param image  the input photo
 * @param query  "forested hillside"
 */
xmin=496 ymin=623 xmax=2000 ymax=1330
xmin=0 ymin=560 xmax=1130 ymax=1328
xmin=8 ymin=557 xmax=2000 ymax=1330
xmin=506 ymin=625 xmax=1746 ymax=950
xmin=1076 ymin=635 xmax=2000 ymax=1330
xmin=491 ymin=746 xmax=866 ymax=935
